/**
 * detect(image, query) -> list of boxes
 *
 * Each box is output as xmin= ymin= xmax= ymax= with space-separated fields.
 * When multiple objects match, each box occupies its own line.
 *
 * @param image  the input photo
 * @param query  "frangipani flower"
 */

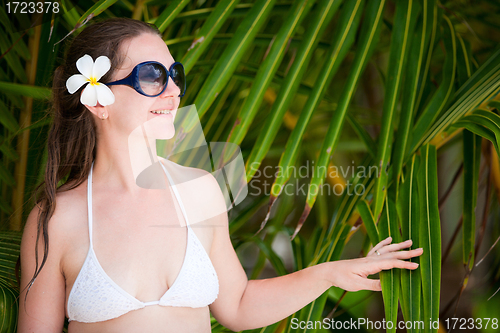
xmin=66 ymin=54 xmax=115 ymax=106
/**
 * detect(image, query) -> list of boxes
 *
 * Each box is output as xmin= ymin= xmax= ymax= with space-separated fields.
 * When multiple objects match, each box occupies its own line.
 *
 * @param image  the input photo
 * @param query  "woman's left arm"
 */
xmin=209 ymin=213 xmax=421 ymax=331
xmin=206 ymin=176 xmax=422 ymax=331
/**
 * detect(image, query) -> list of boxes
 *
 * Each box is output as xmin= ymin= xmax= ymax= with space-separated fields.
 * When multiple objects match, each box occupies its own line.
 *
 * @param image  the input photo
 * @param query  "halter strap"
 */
xmin=87 ymin=163 xmax=94 ymax=248
xmin=160 ymin=161 xmax=191 ymax=229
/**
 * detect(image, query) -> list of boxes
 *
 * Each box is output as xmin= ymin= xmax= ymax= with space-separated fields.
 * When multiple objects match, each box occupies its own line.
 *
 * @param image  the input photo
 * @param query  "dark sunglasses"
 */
xmin=106 ymin=61 xmax=186 ymax=98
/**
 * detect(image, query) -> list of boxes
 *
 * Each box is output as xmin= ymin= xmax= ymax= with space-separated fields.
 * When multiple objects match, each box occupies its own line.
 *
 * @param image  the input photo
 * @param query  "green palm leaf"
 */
xmin=398 ymin=154 xmax=421 ymax=333
xmin=294 ymin=0 xmax=386 ymax=238
xmin=417 ymin=144 xmax=441 ymax=333
xmin=242 ymin=0 xmax=342 ymax=184
xmin=372 ymin=0 xmax=418 ymax=218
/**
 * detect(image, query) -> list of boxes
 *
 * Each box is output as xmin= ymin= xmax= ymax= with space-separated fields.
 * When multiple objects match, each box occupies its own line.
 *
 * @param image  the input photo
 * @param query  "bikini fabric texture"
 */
xmin=67 ymin=163 xmax=219 ymax=323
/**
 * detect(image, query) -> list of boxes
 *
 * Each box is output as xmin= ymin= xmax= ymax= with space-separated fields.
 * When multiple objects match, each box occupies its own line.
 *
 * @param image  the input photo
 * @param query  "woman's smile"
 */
xmin=150 ymin=109 xmax=174 ymax=116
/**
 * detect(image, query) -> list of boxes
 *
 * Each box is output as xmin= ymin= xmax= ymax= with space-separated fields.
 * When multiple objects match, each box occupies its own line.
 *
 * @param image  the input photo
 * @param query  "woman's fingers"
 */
xmin=353 ymin=261 xmax=416 ymax=292
xmin=396 ymin=259 xmax=419 ymax=270
xmin=372 ymin=279 xmax=382 ymax=291
xmin=350 ymin=276 xmax=382 ymax=292
xmin=377 ymin=239 xmax=414 ymax=254
xmin=374 ymin=236 xmax=393 ymax=249
xmin=369 ymin=238 xmax=422 ymax=256
xmin=365 ymin=278 xmax=382 ymax=291
xmin=368 ymin=236 xmax=393 ymax=256
xmin=390 ymin=248 xmax=424 ymax=259
xmin=347 ymin=243 xmax=423 ymax=292
xmin=379 ymin=258 xmax=419 ymax=270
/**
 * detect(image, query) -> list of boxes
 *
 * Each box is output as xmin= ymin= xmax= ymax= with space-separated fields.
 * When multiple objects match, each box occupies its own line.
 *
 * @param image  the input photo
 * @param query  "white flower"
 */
xmin=66 ymin=54 xmax=115 ymax=106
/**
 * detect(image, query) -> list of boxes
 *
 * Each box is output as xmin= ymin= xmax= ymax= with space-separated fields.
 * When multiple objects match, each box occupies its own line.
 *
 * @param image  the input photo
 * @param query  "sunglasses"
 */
xmin=106 ymin=61 xmax=186 ymax=98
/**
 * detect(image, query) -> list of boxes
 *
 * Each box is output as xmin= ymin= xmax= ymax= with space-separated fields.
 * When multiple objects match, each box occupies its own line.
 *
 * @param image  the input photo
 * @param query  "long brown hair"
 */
xmin=22 ymin=17 xmax=162 ymax=301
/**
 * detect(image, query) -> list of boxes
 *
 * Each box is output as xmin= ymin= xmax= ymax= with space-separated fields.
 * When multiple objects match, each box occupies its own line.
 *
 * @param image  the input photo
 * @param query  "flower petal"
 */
xmin=81 ymin=85 xmax=97 ymax=107
xmin=94 ymin=83 xmax=115 ymax=106
xmin=66 ymin=74 xmax=88 ymax=94
xmin=93 ymin=56 xmax=111 ymax=81
xmin=76 ymin=54 xmax=94 ymax=79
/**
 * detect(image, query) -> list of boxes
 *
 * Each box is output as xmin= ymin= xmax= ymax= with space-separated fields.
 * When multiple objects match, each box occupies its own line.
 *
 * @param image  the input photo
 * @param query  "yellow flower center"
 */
xmin=88 ymin=77 xmax=98 ymax=86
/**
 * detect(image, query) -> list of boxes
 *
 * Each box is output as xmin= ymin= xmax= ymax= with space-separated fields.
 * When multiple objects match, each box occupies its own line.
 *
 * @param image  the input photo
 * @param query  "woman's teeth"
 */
xmin=151 ymin=110 xmax=171 ymax=114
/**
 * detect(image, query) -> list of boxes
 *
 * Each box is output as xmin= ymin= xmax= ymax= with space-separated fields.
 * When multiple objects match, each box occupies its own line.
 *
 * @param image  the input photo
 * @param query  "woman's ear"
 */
xmin=83 ymin=102 xmax=108 ymax=120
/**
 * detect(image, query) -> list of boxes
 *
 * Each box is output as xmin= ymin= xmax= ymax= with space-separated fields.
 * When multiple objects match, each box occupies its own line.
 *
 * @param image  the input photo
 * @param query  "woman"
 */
xmin=18 ymin=17 xmax=423 ymax=332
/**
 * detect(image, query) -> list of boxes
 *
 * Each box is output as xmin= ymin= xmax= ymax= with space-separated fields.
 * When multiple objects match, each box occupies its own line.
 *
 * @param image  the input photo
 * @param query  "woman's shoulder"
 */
xmin=160 ymin=158 xmax=220 ymax=193
xmin=21 ymin=183 xmax=88 ymax=278
xmin=53 ymin=179 xmax=89 ymax=224
xmin=159 ymin=157 xmax=213 ymax=183
xmin=23 ymin=180 xmax=89 ymax=247
xmin=160 ymin=158 xmax=228 ymax=223
xmin=160 ymin=158 xmax=222 ymax=195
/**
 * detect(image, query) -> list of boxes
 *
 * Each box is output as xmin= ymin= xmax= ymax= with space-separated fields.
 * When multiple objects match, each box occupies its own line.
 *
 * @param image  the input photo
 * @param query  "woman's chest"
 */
xmin=61 ymin=195 xmax=215 ymax=320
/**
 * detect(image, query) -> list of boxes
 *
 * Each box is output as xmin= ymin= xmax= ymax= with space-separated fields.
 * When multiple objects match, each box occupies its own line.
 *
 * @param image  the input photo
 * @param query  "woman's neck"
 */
xmin=92 ymin=124 xmax=166 ymax=193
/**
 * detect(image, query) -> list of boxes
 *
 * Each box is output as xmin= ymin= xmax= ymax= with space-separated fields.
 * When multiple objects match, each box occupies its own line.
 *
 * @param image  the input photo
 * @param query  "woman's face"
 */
xmin=106 ymin=33 xmax=181 ymax=140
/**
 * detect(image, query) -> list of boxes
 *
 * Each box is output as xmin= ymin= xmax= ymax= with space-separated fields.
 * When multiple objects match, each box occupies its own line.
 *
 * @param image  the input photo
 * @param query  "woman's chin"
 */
xmin=156 ymin=129 xmax=175 ymax=140
xmin=143 ymin=118 xmax=176 ymax=139
xmin=149 ymin=128 xmax=175 ymax=140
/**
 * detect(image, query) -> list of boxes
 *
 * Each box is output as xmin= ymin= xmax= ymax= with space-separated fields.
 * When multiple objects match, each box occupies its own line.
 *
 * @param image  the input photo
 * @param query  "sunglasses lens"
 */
xmin=170 ymin=63 xmax=186 ymax=96
xmin=138 ymin=63 xmax=167 ymax=96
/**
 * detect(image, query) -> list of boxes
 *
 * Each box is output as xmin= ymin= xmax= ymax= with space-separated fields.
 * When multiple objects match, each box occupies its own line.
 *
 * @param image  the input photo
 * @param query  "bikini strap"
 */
xmin=87 ymin=163 xmax=94 ymax=248
xmin=159 ymin=161 xmax=191 ymax=230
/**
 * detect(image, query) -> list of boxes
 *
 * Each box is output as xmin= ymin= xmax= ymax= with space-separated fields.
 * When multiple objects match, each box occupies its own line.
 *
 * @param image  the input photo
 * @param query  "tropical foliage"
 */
xmin=1 ymin=0 xmax=500 ymax=332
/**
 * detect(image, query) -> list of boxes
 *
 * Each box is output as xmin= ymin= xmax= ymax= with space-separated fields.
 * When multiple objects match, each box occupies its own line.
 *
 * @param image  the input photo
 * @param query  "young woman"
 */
xmin=18 ymin=18 xmax=423 ymax=333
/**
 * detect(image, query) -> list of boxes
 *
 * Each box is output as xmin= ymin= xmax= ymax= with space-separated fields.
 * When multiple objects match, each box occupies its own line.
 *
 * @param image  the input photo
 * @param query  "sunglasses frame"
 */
xmin=105 ymin=61 xmax=186 ymax=98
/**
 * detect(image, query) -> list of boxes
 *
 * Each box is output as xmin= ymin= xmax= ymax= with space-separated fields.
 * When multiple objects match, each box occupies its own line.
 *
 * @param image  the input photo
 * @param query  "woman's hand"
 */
xmin=329 ymin=237 xmax=423 ymax=292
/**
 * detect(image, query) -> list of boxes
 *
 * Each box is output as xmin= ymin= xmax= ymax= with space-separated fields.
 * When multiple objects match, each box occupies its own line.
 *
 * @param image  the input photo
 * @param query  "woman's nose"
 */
xmin=161 ymin=76 xmax=181 ymax=98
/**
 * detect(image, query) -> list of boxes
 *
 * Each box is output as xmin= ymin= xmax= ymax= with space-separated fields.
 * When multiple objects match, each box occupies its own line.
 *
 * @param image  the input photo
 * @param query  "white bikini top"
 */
xmin=67 ymin=162 xmax=219 ymax=323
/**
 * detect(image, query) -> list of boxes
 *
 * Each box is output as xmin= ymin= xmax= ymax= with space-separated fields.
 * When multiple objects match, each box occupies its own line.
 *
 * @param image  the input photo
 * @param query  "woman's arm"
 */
xmin=206 ymin=176 xmax=423 ymax=331
xmin=17 ymin=206 xmax=67 ymax=333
